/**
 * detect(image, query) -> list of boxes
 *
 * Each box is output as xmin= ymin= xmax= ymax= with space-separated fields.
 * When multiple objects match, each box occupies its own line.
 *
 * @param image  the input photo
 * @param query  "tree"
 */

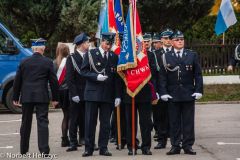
xmin=0 ymin=0 xmax=64 ymax=42
xmin=122 ymin=0 xmax=214 ymax=33
xmin=56 ymin=0 xmax=100 ymax=42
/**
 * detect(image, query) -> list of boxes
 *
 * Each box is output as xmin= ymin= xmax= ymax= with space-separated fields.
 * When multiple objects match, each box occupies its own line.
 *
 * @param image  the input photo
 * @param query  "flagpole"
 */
xmin=132 ymin=0 xmax=137 ymax=155
xmin=116 ymin=105 xmax=121 ymax=150
xmin=223 ymin=32 xmax=225 ymax=45
xmin=131 ymin=97 xmax=135 ymax=155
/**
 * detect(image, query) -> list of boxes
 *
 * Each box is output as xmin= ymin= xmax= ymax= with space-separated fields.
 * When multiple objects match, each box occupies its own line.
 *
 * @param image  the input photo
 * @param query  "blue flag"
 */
xmin=114 ymin=0 xmax=124 ymax=33
xmin=117 ymin=7 xmax=136 ymax=70
xmin=96 ymin=0 xmax=107 ymax=38
xmin=215 ymin=0 xmax=237 ymax=35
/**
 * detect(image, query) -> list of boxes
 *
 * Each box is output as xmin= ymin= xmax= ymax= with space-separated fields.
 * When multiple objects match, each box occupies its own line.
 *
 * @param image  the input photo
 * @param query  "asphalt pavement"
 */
xmin=0 ymin=104 xmax=240 ymax=160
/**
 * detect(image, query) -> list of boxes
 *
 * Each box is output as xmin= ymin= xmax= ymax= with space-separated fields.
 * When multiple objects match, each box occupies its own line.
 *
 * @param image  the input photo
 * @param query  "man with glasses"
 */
xmin=154 ymin=28 xmax=173 ymax=150
xmin=159 ymin=30 xmax=203 ymax=155
xmin=81 ymin=32 xmax=120 ymax=157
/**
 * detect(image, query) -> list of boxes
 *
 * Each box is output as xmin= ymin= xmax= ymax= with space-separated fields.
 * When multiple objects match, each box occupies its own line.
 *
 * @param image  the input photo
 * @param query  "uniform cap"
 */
xmin=73 ymin=33 xmax=89 ymax=45
xmin=152 ymin=33 xmax=161 ymax=42
xmin=170 ymin=30 xmax=184 ymax=39
xmin=143 ymin=33 xmax=152 ymax=41
xmin=160 ymin=28 xmax=173 ymax=38
xmin=101 ymin=32 xmax=116 ymax=44
xmin=31 ymin=38 xmax=46 ymax=46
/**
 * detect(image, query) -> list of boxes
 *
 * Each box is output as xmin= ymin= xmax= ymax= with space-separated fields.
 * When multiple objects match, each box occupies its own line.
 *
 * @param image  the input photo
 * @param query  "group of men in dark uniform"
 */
xmin=12 ymin=28 xmax=203 ymax=157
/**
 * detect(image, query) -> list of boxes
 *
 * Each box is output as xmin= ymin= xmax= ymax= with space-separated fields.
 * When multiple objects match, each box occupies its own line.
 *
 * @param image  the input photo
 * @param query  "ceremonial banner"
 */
xmin=114 ymin=0 xmax=124 ymax=33
xmin=101 ymin=0 xmax=121 ymax=55
xmin=96 ymin=0 xmax=107 ymax=38
xmin=117 ymin=0 xmax=151 ymax=97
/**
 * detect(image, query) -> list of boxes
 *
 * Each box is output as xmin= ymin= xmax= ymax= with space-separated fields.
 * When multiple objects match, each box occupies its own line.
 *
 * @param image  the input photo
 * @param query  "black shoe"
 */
xmin=184 ymin=148 xmax=196 ymax=155
xmin=142 ymin=149 xmax=152 ymax=155
xmin=82 ymin=151 xmax=93 ymax=157
xmin=166 ymin=147 xmax=181 ymax=155
xmin=94 ymin=144 xmax=99 ymax=151
xmin=61 ymin=136 xmax=70 ymax=147
xmin=99 ymin=150 xmax=112 ymax=156
xmin=128 ymin=150 xmax=137 ymax=155
xmin=66 ymin=146 xmax=77 ymax=152
xmin=154 ymin=142 xmax=166 ymax=149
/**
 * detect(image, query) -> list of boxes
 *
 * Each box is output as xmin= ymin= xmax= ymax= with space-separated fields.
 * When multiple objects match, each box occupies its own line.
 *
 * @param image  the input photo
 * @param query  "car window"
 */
xmin=0 ymin=29 xmax=12 ymax=54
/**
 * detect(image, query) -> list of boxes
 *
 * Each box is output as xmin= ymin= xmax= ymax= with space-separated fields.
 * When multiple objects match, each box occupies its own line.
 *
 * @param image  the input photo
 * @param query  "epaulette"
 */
xmin=185 ymin=49 xmax=195 ymax=53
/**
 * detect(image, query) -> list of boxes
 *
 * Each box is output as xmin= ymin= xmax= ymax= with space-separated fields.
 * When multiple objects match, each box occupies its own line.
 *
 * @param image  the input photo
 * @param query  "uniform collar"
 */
xmin=174 ymin=48 xmax=184 ymax=57
xmin=99 ymin=46 xmax=108 ymax=58
xmin=163 ymin=46 xmax=172 ymax=53
xmin=76 ymin=49 xmax=85 ymax=58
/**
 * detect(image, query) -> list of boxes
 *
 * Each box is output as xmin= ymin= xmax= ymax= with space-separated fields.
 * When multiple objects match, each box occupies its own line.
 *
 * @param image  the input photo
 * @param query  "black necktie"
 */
xmin=176 ymin=51 xmax=181 ymax=59
xmin=103 ymin=52 xmax=108 ymax=61
xmin=166 ymin=48 xmax=169 ymax=52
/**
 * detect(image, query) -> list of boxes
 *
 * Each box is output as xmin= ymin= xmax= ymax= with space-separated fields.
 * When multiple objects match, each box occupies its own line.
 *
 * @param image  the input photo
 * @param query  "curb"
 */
xmin=196 ymin=101 xmax=240 ymax=104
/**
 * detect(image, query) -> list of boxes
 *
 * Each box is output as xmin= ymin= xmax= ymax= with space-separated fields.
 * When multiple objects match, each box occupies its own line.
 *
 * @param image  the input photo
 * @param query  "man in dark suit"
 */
xmin=121 ymin=81 xmax=153 ymax=156
xmin=144 ymin=33 xmax=160 ymax=139
xmin=12 ymin=38 xmax=59 ymax=155
xmin=66 ymin=33 xmax=89 ymax=152
xmin=154 ymin=29 xmax=174 ymax=149
xmin=81 ymin=32 xmax=120 ymax=157
xmin=159 ymin=30 xmax=203 ymax=155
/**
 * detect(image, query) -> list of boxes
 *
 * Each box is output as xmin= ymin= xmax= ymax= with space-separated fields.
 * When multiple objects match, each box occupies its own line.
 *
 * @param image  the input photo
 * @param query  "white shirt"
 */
xmin=76 ymin=49 xmax=85 ymax=58
xmin=174 ymin=48 xmax=184 ymax=58
xmin=99 ymin=46 xmax=108 ymax=59
xmin=163 ymin=46 xmax=172 ymax=53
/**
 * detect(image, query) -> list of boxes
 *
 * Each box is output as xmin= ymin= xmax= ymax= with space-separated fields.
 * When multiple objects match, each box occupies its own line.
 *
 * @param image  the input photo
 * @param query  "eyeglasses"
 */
xmin=173 ymin=38 xmax=184 ymax=41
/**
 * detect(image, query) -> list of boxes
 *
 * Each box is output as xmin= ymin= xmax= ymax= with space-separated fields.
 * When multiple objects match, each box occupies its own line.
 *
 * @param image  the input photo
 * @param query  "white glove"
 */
xmin=97 ymin=74 xmax=108 ymax=81
xmin=160 ymin=94 xmax=173 ymax=101
xmin=192 ymin=93 xmax=202 ymax=100
xmin=114 ymin=98 xmax=121 ymax=107
xmin=156 ymin=93 xmax=160 ymax=100
xmin=72 ymin=96 xmax=80 ymax=103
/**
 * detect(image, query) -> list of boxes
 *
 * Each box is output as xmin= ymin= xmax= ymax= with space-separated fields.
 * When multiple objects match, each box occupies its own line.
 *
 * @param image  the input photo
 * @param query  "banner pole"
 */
xmin=116 ymin=105 xmax=121 ymax=150
xmin=223 ymin=32 xmax=225 ymax=45
xmin=132 ymin=97 xmax=135 ymax=155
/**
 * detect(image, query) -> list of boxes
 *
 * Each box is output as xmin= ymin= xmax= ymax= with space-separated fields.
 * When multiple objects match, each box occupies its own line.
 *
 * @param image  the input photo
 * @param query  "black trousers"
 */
xmin=84 ymin=101 xmax=112 ymax=153
xmin=168 ymin=101 xmax=195 ymax=149
xmin=156 ymin=101 xmax=169 ymax=145
xmin=125 ymin=102 xmax=152 ymax=151
xmin=20 ymin=103 xmax=49 ymax=154
xmin=69 ymin=101 xmax=85 ymax=147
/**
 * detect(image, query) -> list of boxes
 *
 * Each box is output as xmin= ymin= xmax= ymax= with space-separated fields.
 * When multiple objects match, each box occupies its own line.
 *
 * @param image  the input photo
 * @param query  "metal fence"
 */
xmin=186 ymin=39 xmax=240 ymax=75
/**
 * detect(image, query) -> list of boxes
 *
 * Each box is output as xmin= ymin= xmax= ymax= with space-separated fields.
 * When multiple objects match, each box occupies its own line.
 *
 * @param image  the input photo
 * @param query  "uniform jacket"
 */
xmin=159 ymin=49 xmax=203 ymax=102
xmin=81 ymin=48 xmax=120 ymax=103
xmin=13 ymin=52 xmax=59 ymax=103
xmin=66 ymin=51 xmax=86 ymax=100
